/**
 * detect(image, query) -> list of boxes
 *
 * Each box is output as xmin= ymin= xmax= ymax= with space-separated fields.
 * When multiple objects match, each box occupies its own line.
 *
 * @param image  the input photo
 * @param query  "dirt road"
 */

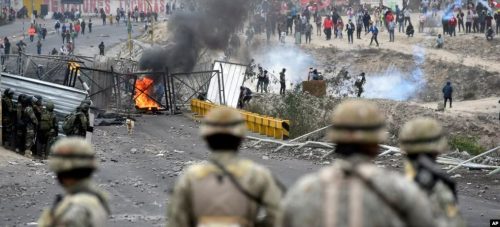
xmin=0 ymin=114 xmax=498 ymax=226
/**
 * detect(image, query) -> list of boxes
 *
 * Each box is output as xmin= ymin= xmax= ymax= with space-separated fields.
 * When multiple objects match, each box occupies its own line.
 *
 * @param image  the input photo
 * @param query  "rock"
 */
xmin=451 ymin=174 xmax=462 ymax=178
xmin=130 ymin=148 xmax=138 ymax=153
xmin=110 ymin=159 xmax=118 ymax=162
xmin=173 ymin=150 xmax=185 ymax=154
xmin=262 ymin=155 xmax=269 ymax=160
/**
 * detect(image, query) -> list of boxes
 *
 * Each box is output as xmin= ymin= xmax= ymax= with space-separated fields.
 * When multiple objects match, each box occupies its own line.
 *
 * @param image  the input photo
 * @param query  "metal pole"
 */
xmin=447 ymin=146 xmax=500 ymax=173
xmin=162 ymin=67 xmax=169 ymax=113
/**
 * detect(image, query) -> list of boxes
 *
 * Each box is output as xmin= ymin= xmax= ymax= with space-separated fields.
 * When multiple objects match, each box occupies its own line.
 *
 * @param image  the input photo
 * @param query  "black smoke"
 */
xmin=139 ymin=0 xmax=252 ymax=72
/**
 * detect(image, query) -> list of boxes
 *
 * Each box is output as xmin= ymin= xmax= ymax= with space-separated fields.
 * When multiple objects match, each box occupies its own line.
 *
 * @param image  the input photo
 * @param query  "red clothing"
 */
xmin=324 ymin=18 xmax=333 ymax=28
xmin=448 ymin=17 xmax=457 ymax=26
xmin=386 ymin=13 xmax=394 ymax=23
xmin=75 ymin=24 xmax=81 ymax=33
xmin=28 ymin=27 xmax=36 ymax=36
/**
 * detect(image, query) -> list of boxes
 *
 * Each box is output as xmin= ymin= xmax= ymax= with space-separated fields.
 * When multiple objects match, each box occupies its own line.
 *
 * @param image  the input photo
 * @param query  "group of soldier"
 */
xmin=37 ymin=98 xmax=467 ymax=227
xmin=1 ymin=88 xmax=90 ymax=159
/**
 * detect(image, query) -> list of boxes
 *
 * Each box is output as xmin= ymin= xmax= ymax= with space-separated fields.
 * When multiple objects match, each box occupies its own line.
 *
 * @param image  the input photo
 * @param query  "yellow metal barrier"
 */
xmin=190 ymin=99 xmax=290 ymax=140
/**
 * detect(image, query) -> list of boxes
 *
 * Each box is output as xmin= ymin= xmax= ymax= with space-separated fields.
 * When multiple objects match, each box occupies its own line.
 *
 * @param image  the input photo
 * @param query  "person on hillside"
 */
xmin=457 ymin=9 xmax=465 ymax=32
xmin=448 ymin=15 xmax=457 ymax=36
xmin=367 ymin=23 xmax=379 ymax=47
xmin=465 ymin=11 xmax=472 ymax=33
xmin=407 ymin=22 xmax=415 ymax=37
xmin=315 ymin=13 xmax=322 ymax=36
xmin=486 ymin=26 xmax=494 ymax=40
xmin=363 ymin=11 xmax=371 ymax=32
xmin=442 ymin=81 xmax=453 ymax=108
xmin=346 ymin=19 xmax=355 ymax=43
xmin=305 ymin=22 xmax=313 ymax=44
xmin=495 ymin=10 xmax=500 ymax=34
xmin=388 ymin=18 xmax=396 ymax=42
xmin=323 ymin=16 xmax=333 ymax=40
xmin=419 ymin=13 xmax=426 ymax=33
xmin=436 ymin=34 xmax=444 ymax=48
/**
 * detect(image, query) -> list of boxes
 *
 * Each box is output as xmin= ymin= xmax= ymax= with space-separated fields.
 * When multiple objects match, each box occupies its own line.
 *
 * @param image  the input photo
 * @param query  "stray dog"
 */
xmin=126 ymin=117 xmax=135 ymax=135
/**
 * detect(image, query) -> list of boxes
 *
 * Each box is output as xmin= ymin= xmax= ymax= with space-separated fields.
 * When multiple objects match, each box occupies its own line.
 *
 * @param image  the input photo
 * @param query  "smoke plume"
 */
xmin=253 ymin=45 xmax=315 ymax=83
xmin=140 ymin=0 xmax=251 ymax=72
xmin=363 ymin=46 xmax=426 ymax=101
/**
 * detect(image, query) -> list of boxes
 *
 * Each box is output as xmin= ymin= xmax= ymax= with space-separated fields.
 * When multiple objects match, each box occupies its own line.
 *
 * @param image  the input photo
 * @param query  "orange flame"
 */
xmin=134 ymin=76 xmax=160 ymax=109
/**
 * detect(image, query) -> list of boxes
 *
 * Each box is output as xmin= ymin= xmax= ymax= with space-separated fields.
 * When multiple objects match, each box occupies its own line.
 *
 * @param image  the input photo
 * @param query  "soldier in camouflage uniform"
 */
xmin=23 ymin=96 xmax=39 ymax=157
xmin=278 ymin=100 xmax=436 ymax=227
xmin=2 ymin=88 xmax=17 ymax=149
xmin=167 ymin=107 xmax=283 ymax=227
xmin=16 ymin=94 xmax=28 ymax=154
xmin=38 ymin=101 xmax=59 ymax=159
xmin=399 ymin=117 xmax=466 ymax=227
xmin=66 ymin=105 xmax=88 ymax=137
xmin=33 ymin=95 xmax=43 ymax=156
xmin=80 ymin=101 xmax=91 ymax=135
xmin=38 ymin=137 xmax=110 ymax=226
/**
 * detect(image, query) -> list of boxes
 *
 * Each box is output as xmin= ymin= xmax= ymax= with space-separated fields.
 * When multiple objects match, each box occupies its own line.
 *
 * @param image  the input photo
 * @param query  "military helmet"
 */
xmin=7 ymin=88 xmax=15 ymax=96
xmin=328 ymin=99 xmax=386 ymax=144
xmin=200 ymin=107 xmax=246 ymax=138
xmin=45 ymin=101 xmax=55 ymax=111
xmin=28 ymin=96 xmax=38 ymax=105
xmin=399 ymin=117 xmax=448 ymax=154
xmin=3 ymin=88 xmax=10 ymax=95
xmin=80 ymin=103 xmax=90 ymax=112
xmin=49 ymin=137 xmax=97 ymax=173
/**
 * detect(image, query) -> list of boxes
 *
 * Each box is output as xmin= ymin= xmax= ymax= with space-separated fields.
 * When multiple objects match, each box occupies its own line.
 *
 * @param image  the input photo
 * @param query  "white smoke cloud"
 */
xmin=252 ymin=44 xmax=315 ymax=84
xmin=363 ymin=46 xmax=426 ymax=101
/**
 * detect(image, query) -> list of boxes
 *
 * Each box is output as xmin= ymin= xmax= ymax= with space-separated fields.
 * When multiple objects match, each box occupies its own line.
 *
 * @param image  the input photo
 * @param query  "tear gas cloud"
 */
xmin=364 ymin=46 xmax=425 ymax=101
xmin=140 ymin=0 xmax=252 ymax=72
xmin=253 ymin=45 xmax=315 ymax=84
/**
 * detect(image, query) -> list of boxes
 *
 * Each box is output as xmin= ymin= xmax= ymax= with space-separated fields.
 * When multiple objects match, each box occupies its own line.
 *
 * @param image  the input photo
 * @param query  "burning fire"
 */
xmin=134 ymin=76 xmax=160 ymax=109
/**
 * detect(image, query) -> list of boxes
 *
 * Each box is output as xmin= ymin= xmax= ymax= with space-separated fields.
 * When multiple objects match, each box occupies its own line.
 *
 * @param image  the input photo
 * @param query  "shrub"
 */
xmin=449 ymin=135 xmax=485 ymax=156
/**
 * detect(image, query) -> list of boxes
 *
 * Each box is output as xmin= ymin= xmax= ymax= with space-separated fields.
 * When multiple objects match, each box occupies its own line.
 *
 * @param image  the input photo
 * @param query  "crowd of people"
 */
xmin=244 ymin=0 xmax=499 ymax=48
xmin=1 ymin=88 xmax=91 ymax=159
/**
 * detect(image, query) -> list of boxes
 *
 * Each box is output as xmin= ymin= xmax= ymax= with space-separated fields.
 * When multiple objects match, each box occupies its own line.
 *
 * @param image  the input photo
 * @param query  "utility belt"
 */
xmin=197 ymin=215 xmax=251 ymax=227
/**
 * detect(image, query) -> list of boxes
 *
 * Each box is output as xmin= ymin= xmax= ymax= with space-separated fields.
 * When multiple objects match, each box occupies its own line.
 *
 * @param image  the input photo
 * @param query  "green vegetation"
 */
xmin=449 ymin=135 xmax=485 ymax=155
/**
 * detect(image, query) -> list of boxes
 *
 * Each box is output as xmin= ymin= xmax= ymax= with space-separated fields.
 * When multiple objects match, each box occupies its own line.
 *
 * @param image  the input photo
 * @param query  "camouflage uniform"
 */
xmin=38 ymin=137 xmax=110 ymax=226
xmin=400 ymin=118 xmax=466 ymax=227
xmin=23 ymin=97 xmax=38 ymax=156
xmin=67 ymin=106 xmax=88 ymax=137
xmin=16 ymin=94 xmax=27 ymax=153
xmin=167 ymin=107 xmax=282 ymax=227
xmin=279 ymin=100 xmax=436 ymax=227
xmin=2 ymin=89 xmax=16 ymax=149
xmin=33 ymin=95 xmax=43 ymax=156
xmin=38 ymin=101 xmax=58 ymax=159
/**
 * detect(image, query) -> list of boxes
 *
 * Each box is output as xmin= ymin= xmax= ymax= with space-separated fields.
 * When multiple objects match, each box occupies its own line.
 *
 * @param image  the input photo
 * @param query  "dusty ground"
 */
xmin=0 ymin=114 xmax=498 ymax=227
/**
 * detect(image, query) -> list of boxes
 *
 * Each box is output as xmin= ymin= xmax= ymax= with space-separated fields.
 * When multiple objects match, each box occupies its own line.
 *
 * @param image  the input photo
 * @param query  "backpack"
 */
xmin=62 ymin=112 xmax=77 ymax=134
xmin=39 ymin=110 xmax=53 ymax=131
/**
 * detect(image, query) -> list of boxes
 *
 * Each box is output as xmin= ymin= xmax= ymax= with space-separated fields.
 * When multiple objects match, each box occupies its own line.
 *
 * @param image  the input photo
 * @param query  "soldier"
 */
xmin=16 ymin=94 xmax=27 ymax=154
xmin=279 ymin=99 xmax=436 ymax=227
xmin=399 ymin=117 xmax=466 ymax=227
xmin=33 ymin=95 xmax=43 ymax=156
xmin=167 ymin=107 xmax=283 ymax=227
xmin=38 ymin=101 xmax=59 ymax=159
xmin=38 ymin=137 xmax=110 ymax=226
xmin=64 ymin=105 xmax=88 ymax=137
xmin=23 ymin=96 xmax=39 ymax=157
xmin=80 ymin=100 xmax=91 ymax=133
xmin=2 ymin=88 xmax=16 ymax=149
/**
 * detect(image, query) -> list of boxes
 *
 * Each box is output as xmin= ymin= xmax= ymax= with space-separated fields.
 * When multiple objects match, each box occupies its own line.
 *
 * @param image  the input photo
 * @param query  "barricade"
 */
xmin=190 ymin=99 xmax=290 ymax=140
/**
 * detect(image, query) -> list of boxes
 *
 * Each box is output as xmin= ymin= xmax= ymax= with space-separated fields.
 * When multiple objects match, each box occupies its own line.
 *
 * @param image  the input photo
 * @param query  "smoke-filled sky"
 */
xmin=139 ymin=0 xmax=252 ymax=72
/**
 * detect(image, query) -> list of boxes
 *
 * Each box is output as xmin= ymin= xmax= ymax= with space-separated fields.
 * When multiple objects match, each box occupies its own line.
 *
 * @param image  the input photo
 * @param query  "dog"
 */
xmin=126 ymin=117 xmax=135 ymax=135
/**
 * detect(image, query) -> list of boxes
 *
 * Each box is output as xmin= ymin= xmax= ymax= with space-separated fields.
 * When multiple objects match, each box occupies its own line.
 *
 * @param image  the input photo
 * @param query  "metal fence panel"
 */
xmin=207 ymin=61 xmax=247 ymax=108
xmin=1 ymin=72 xmax=88 ymax=118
